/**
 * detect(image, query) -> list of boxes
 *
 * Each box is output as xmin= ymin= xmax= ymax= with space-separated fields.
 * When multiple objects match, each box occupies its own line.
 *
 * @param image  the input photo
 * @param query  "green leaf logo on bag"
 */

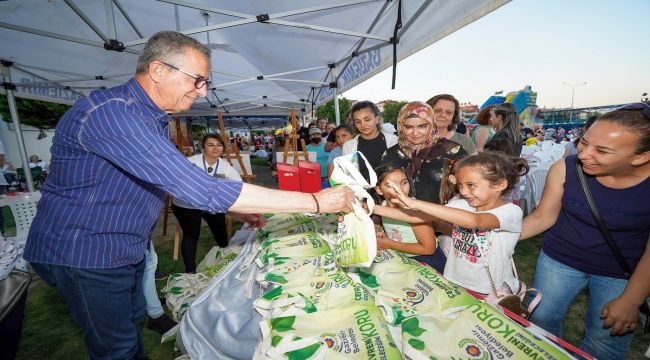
xmin=169 ymin=286 xmax=184 ymax=295
xmin=299 ymin=294 xmax=318 ymax=313
xmin=262 ymin=286 xmax=284 ymax=300
xmin=270 ymin=316 xmax=296 ymax=332
xmin=358 ymin=271 xmax=380 ymax=288
xmin=265 ymin=273 xmax=288 ymax=284
xmin=286 ymin=343 xmax=321 ymax=360
xmin=260 ymin=238 xmax=280 ymax=248
xmin=408 ymin=338 xmax=426 ymax=351
xmin=260 ymin=252 xmax=291 ymax=266
xmin=402 ymin=317 xmax=426 ymax=337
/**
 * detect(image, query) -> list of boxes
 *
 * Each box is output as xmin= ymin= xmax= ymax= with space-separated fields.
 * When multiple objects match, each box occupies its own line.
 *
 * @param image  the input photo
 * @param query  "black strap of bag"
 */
xmin=575 ymin=159 xmax=631 ymax=277
xmin=575 ymin=159 xmax=650 ymax=332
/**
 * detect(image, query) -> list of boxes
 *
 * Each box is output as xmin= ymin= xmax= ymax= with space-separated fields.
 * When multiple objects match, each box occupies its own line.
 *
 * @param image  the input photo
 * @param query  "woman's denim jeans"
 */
xmin=530 ymin=250 xmax=633 ymax=360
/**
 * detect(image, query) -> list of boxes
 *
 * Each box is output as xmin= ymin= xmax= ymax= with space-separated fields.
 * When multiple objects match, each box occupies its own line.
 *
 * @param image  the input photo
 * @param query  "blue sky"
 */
xmin=344 ymin=0 xmax=650 ymax=109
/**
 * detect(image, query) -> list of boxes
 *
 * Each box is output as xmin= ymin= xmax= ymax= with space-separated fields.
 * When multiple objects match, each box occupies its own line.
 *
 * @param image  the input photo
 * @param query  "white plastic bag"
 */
xmin=329 ymin=151 xmax=377 ymax=212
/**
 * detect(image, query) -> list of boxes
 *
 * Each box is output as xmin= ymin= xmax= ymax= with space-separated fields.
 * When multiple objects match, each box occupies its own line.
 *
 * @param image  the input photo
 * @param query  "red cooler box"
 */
xmin=298 ymin=161 xmax=322 ymax=193
xmin=276 ymin=163 xmax=301 ymax=191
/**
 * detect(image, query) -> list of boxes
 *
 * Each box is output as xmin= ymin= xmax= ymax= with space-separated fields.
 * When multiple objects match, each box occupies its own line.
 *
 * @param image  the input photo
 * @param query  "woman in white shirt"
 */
xmin=172 ymin=134 xmax=242 ymax=273
xmin=342 ymin=101 xmax=397 ymax=181
xmin=28 ymin=155 xmax=48 ymax=172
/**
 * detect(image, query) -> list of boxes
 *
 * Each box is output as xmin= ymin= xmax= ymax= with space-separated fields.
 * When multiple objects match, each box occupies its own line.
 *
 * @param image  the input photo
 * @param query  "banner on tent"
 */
xmin=0 ymin=76 xmax=83 ymax=105
xmin=316 ymin=49 xmax=382 ymax=104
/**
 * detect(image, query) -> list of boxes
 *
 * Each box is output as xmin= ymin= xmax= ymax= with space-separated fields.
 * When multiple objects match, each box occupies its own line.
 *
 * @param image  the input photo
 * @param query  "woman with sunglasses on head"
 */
xmin=172 ymin=134 xmax=242 ymax=273
xmin=520 ymin=103 xmax=650 ymax=360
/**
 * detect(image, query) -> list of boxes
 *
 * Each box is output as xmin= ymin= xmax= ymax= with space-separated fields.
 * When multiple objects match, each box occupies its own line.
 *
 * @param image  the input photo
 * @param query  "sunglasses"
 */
xmin=619 ymin=102 xmax=650 ymax=120
xmin=162 ymin=61 xmax=211 ymax=89
xmin=206 ymin=167 xmax=214 ymax=173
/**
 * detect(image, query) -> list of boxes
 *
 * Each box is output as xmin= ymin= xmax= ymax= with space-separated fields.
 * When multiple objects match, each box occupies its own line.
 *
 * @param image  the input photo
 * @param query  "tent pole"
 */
xmin=330 ymin=65 xmax=341 ymax=125
xmin=1 ymin=61 xmax=35 ymax=192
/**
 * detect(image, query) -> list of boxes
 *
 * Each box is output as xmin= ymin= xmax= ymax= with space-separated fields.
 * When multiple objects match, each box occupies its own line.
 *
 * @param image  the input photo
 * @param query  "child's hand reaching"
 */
xmin=375 ymin=228 xmax=391 ymax=251
xmin=386 ymin=181 xmax=415 ymax=209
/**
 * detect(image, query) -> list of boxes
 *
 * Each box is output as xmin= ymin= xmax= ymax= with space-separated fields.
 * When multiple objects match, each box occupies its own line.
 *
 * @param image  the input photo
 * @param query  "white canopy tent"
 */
xmin=1 ymin=0 xmax=509 ymax=191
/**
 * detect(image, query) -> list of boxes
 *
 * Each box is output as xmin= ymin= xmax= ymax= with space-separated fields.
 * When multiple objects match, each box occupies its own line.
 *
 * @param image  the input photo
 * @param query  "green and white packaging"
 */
xmin=255 ymin=270 xmax=375 ymax=317
xmin=196 ymin=245 xmax=241 ymax=278
xmin=257 ymin=231 xmax=332 ymax=267
xmin=161 ymin=272 xmax=212 ymax=322
xmin=401 ymin=303 xmax=574 ymax=360
xmin=335 ymin=202 xmax=377 ymax=268
xmin=256 ymin=253 xmax=339 ymax=288
xmin=260 ymin=213 xmax=315 ymax=239
xmin=355 ymin=261 xmax=476 ymax=325
xmin=255 ymin=306 xmax=401 ymax=360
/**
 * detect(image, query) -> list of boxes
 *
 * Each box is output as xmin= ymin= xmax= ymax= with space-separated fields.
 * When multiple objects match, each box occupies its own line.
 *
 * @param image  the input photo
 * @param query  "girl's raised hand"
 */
xmin=386 ymin=181 xmax=414 ymax=209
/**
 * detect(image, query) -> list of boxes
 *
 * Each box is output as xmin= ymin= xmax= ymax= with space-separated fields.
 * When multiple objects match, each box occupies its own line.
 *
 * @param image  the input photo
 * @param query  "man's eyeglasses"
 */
xmin=619 ymin=102 xmax=650 ymax=120
xmin=162 ymin=62 xmax=211 ymax=89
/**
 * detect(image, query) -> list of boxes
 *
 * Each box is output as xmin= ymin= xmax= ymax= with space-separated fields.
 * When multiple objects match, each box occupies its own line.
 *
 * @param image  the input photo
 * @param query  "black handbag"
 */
xmin=0 ymin=269 xmax=32 ymax=324
xmin=576 ymin=159 xmax=650 ymax=333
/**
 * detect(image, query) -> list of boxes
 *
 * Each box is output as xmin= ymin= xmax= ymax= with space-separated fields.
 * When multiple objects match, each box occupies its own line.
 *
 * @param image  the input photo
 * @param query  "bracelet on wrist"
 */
xmin=310 ymin=193 xmax=320 ymax=214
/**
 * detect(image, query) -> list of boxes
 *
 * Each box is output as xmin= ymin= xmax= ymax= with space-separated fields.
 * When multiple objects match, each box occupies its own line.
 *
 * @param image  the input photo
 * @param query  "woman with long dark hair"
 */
xmin=521 ymin=104 xmax=650 ymax=359
xmin=486 ymin=103 xmax=523 ymax=156
xmin=342 ymin=100 xmax=398 ymax=181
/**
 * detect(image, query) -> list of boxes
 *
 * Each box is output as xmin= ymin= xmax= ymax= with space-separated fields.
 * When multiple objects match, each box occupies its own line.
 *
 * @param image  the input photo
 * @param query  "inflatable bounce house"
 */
xmin=473 ymin=85 xmax=539 ymax=129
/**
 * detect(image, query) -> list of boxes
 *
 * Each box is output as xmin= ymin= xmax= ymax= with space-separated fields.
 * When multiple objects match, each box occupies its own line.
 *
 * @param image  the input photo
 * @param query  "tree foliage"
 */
xmin=381 ymin=100 xmax=408 ymax=127
xmin=0 ymin=95 xmax=70 ymax=129
xmin=314 ymin=97 xmax=352 ymax=124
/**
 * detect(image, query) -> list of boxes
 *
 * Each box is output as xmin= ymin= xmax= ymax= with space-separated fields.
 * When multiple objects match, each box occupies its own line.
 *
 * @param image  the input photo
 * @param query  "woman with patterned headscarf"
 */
xmin=382 ymin=101 xmax=468 ymax=205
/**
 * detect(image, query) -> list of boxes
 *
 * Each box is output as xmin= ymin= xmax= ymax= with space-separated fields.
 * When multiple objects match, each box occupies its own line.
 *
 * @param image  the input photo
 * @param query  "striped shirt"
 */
xmin=24 ymin=79 xmax=243 ymax=268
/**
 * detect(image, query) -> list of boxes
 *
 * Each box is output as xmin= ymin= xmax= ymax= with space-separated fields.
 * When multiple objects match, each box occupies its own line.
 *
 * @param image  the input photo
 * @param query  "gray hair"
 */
xmin=136 ymin=31 xmax=210 ymax=74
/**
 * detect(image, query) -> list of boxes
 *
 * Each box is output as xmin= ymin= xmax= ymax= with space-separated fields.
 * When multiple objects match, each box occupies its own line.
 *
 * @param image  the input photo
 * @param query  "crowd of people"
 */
xmin=1 ymin=29 xmax=648 ymax=360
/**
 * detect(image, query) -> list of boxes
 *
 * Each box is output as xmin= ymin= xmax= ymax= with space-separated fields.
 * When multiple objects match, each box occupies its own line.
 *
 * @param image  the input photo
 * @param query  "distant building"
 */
xmin=460 ymin=103 xmax=478 ymax=121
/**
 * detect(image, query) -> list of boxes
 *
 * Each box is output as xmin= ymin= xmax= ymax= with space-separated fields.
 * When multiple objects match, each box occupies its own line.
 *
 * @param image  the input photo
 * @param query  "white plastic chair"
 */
xmin=3 ymin=191 xmax=41 ymax=247
xmin=526 ymin=166 xmax=549 ymax=209
xmin=520 ymin=145 xmax=538 ymax=159
xmin=549 ymin=146 xmax=566 ymax=162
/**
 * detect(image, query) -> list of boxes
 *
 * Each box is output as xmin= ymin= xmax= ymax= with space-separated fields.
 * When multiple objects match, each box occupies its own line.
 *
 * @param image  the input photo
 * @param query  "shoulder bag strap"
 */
xmin=575 ymin=158 xmax=632 ymax=278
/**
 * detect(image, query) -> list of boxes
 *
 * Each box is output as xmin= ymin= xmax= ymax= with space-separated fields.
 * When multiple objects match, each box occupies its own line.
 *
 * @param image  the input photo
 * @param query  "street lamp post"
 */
xmin=562 ymin=81 xmax=587 ymax=109
xmin=562 ymin=81 xmax=587 ymax=122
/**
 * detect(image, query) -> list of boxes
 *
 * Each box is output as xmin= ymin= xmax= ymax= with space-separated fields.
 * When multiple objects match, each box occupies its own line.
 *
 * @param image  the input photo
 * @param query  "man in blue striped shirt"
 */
xmin=24 ymin=31 xmax=354 ymax=359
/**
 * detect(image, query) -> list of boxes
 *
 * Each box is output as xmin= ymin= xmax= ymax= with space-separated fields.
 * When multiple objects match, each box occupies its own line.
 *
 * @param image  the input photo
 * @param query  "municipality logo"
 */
xmin=457 ymin=338 xmax=493 ymax=360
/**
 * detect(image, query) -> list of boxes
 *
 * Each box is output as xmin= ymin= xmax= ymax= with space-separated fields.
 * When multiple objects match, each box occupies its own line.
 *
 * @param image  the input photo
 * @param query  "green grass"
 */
xmin=249 ymin=156 xmax=271 ymax=166
xmin=9 ymin=207 xmax=649 ymax=359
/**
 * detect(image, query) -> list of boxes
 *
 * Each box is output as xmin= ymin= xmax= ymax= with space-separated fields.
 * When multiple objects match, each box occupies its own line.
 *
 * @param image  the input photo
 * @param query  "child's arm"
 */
xmin=373 ymin=204 xmax=436 ymax=223
xmin=387 ymin=182 xmax=501 ymax=230
xmin=377 ymin=221 xmax=437 ymax=256
xmin=433 ymin=219 xmax=453 ymax=235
